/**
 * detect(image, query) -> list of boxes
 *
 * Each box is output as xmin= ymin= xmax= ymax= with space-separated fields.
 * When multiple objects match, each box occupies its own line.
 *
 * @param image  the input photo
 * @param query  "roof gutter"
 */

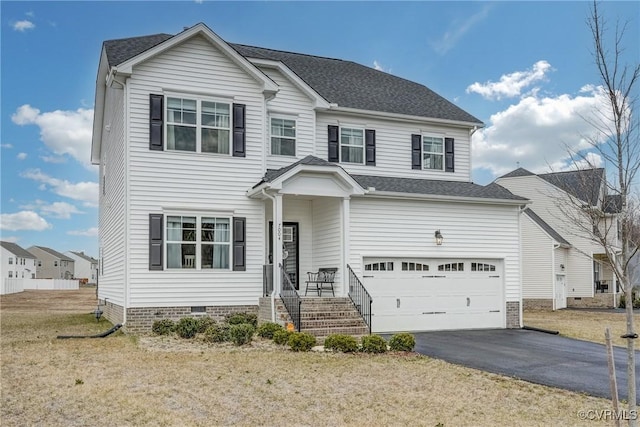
xmin=363 ymin=190 xmax=530 ymax=206
xmin=326 ymin=105 xmax=484 ymax=129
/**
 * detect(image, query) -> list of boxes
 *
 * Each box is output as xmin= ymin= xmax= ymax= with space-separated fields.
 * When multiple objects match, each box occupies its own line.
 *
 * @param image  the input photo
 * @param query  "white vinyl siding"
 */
xmin=126 ymin=34 xmax=266 ymax=307
xmin=349 ymin=197 xmax=520 ymax=302
xmin=496 ymin=175 xmax=599 ymax=297
xmin=317 ymin=112 xmax=471 ymax=181
xmin=312 ymin=198 xmax=342 ymax=286
xmin=521 ymin=214 xmax=554 ymax=299
xmin=98 ymin=85 xmax=127 ymax=306
xmin=262 ymin=67 xmax=316 ymax=170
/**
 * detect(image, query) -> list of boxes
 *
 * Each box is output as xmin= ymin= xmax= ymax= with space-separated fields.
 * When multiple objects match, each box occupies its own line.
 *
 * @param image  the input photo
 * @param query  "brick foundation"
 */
xmin=523 ymin=299 xmax=554 ymax=310
xmin=567 ymin=293 xmax=619 ymax=309
xmin=506 ymin=301 xmax=521 ymax=328
xmin=99 ymin=299 xmax=124 ymax=325
xmin=114 ymin=304 xmax=258 ymax=334
xmin=258 ymin=297 xmax=292 ymax=326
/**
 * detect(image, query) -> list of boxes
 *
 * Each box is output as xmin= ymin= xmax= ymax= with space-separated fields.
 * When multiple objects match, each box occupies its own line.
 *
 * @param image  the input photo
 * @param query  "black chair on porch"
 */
xmin=304 ymin=268 xmax=338 ymax=296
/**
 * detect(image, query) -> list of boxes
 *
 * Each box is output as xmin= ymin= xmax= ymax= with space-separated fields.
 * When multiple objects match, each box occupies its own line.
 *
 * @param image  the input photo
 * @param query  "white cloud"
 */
xmin=67 ymin=227 xmax=98 ymax=237
xmin=11 ymin=104 xmax=94 ymax=168
xmin=467 ymin=61 xmax=552 ymax=100
xmin=551 ymin=152 xmax=604 ymax=172
xmin=1 ymin=143 xmax=13 ymax=149
xmin=373 ymin=60 xmax=389 ymax=73
xmin=0 ymin=211 xmax=51 ymax=231
xmin=17 ymin=152 xmax=27 ymax=160
xmin=20 ymin=200 xmax=84 ymax=219
xmin=13 ymin=20 xmax=35 ymax=32
xmin=20 ymin=169 xmax=98 ymax=206
xmin=430 ymin=4 xmax=492 ymax=55
xmin=472 ymin=85 xmax=611 ymax=178
xmin=40 ymin=155 xmax=66 ymax=164
xmin=0 ymin=236 xmax=20 ymax=243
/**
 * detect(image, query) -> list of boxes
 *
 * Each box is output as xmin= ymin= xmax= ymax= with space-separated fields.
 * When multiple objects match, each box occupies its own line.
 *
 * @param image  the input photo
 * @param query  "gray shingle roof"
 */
xmin=70 ymin=251 xmax=99 ymax=264
xmin=259 ymin=155 xmax=337 ymax=185
xmin=499 ymin=167 xmax=535 ymax=179
xmin=1 ymin=241 xmax=37 ymax=259
xmin=603 ymin=194 xmax=622 ymax=214
xmin=29 ymin=246 xmax=74 ymax=262
xmin=523 ymin=208 xmax=571 ymax=246
xmin=538 ymin=169 xmax=604 ymax=206
xmin=101 ymin=29 xmax=482 ymax=123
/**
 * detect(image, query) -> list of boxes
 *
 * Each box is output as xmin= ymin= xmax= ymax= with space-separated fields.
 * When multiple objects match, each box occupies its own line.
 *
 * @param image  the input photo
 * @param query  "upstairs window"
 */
xmin=54 ymin=260 xmax=58 ymax=267
xmin=422 ymin=136 xmax=444 ymax=170
xmin=271 ymin=118 xmax=296 ymax=156
xmin=340 ymin=128 xmax=364 ymax=164
xmin=166 ymin=97 xmax=231 ymax=154
xmin=8 ymin=257 xmax=13 ymax=265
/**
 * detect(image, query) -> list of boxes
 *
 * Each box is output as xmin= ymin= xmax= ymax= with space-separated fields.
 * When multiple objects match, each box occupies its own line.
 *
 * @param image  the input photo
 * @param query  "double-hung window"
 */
xmin=422 ymin=135 xmax=444 ymax=170
xmin=8 ymin=257 xmax=13 ymax=265
xmin=271 ymin=117 xmax=296 ymax=156
xmin=166 ymin=215 xmax=230 ymax=270
xmin=340 ymin=128 xmax=364 ymax=164
xmin=166 ymin=96 xmax=231 ymax=154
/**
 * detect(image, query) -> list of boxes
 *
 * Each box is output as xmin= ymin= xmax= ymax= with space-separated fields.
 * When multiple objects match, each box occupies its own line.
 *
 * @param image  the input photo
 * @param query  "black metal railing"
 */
xmin=263 ymin=264 xmax=274 ymax=296
xmin=279 ymin=263 xmax=301 ymax=331
xmin=347 ymin=264 xmax=372 ymax=334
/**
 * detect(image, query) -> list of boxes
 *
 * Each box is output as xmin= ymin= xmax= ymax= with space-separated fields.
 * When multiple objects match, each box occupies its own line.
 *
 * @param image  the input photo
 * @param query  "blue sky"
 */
xmin=1 ymin=1 xmax=638 ymax=257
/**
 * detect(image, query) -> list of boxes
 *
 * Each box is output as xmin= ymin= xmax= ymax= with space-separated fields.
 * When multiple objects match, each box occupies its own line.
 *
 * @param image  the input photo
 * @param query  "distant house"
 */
xmin=1 ymin=241 xmax=38 ymax=279
xmin=65 ymin=251 xmax=99 ymax=284
xmin=27 ymin=246 xmax=75 ymax=279
xmin=496 ymin=168 xmax=622 ymax=309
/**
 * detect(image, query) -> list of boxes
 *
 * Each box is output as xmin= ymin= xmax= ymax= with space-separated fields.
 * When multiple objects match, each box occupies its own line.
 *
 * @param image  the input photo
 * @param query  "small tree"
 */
xmin=553 ymin=2 xmax=638 ymax=423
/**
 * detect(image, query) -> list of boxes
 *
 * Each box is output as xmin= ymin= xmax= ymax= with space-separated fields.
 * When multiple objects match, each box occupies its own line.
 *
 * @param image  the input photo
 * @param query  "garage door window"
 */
xmin=471 ymin=262 xmax=496 ymax=272
xmin=402 ymin=262 xmax=429 ymax=271
xmin=438 ymin=262 xmax=464 ymax=272
xmin=365 ymin=262 xmax=394 ymax=271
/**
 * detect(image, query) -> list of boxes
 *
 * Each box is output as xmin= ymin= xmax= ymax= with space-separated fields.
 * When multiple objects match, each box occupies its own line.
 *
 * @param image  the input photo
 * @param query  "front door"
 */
xmin=555 ymin=274 xmax=567 ymax=310
xmin=269 ymin=222 xmax=300 ymax=290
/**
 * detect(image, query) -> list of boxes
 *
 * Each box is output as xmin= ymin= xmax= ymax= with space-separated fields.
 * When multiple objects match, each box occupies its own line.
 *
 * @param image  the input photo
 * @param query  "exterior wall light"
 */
xmin=434 ymin=230 xmax=443 ymax=246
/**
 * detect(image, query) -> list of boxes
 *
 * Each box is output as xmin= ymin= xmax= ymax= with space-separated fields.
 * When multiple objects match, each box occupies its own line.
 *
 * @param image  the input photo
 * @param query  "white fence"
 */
xmin=1 ymin=279 xmax=79 ymax=295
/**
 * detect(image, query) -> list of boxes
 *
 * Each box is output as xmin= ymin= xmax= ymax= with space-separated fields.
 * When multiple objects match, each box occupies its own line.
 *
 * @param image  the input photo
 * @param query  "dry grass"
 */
xmin=524 ymin=309 xmax=638 ymax=347
xmin=1 ymin=289 xmax=613 ymax=426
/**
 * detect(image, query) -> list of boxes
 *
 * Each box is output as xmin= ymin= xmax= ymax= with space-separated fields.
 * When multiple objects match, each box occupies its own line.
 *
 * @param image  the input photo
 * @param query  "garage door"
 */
xmin=363 ymin=258 xmax=503 ymax=332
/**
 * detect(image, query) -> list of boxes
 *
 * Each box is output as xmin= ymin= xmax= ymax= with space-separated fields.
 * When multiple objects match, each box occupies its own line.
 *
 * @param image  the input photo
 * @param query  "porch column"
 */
xmin=273 ymin=193 xmax=284 ymax=295
xmin=342 ymin=197 xmax=350 ymax=296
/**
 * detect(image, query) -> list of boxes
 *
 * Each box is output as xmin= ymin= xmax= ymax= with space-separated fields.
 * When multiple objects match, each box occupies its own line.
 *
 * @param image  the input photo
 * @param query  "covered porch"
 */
xmin=593 ymin=254 xmax=619 ymax=295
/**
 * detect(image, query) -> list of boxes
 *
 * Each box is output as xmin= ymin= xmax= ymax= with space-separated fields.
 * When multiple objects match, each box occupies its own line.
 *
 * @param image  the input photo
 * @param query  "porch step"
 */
xmin=299 ymin=297 xmax=370 ymax=340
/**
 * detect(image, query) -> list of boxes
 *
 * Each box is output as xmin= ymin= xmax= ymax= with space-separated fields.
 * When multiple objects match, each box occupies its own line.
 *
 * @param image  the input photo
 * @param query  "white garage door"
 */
xmin=363 ymin=258 xmax=504 ymax=333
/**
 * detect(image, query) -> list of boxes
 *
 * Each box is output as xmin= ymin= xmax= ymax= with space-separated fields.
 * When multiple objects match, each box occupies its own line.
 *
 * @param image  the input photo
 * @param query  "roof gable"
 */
xmin=69 ymin=251 xmax=99 ymax=263
xmin=29 ymin=246 xmax=74 ymax=262
xmin=523 ymin=208 xmax=571 ymax=247
xmin=538 ymin=168 xmax=604 ymax=206
xmin=1 ymin=241 xmax=37 ymax=259
xmin=498 ymin=167 xmax=535 ymax=179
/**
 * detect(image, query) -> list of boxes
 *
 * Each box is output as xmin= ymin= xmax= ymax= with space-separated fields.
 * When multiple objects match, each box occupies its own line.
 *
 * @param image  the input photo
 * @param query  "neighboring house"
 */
xmin=65 ymin=251 xmax=99 ymax=284
xmin=1 ymin=241 xmax=38 ymax=279
xmin=91 ymin=23 xmax=528 ymax=334
xmin=27 ymin=246 xmax=75 ymax=279
xmin=496 ymin=168 xmax=622 ymax=309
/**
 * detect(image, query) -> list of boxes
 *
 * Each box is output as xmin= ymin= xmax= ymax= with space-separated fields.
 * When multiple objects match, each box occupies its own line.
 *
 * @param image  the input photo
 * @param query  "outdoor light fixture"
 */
xmin=434 ymin=230 xmax=443 ymax=246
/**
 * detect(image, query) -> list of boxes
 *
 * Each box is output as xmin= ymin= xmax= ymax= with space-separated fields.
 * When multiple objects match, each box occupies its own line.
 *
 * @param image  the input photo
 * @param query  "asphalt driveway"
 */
xmin=410 ymin=329 xmax=639 ymax=402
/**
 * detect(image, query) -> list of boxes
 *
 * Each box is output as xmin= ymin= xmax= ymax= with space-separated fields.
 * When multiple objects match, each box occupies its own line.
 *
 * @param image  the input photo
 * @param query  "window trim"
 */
xmin=164 ymin=213 xmax=233 ymax=271
xmin=269 ymin=115 xmax=297 ymax=157
xmin=164 ymin=93 xmax=233 ymax=156
xmin=422 ymin=134 xmax=445 ymax=171
xmin=340 ymin=126 xmax=365 ymax=165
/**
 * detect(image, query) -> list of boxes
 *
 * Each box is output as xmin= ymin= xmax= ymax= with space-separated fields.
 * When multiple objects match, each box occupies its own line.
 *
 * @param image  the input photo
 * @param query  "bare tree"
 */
xmin=554 ymin=1 xmax=639 ymax=421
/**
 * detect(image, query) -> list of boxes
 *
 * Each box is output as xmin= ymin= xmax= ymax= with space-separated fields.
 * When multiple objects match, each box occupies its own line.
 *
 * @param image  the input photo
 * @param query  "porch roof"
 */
xmin=523 ymin=208 xmax=572 ymax=247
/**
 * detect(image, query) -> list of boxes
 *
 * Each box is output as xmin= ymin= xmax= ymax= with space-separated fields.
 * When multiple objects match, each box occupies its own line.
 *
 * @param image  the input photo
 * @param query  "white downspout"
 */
xmin=262 ymin=189 xmax=277 ymax=322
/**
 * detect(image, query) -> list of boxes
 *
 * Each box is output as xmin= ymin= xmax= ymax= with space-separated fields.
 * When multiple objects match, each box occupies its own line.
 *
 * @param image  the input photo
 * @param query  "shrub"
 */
xmin=151 ymin=319 xmax=175 ymax=336
xmin=361 ymin=334 xmax=388 ymax=353
xmin=256 ymin=322 xmax=283 ymax=339
xmin=175 ymin=317 xmax=200 ymax=339
xmin=226 ymin=312 xmax=258 ymax=328
xmin=195 ymin=316 xmax=216 ymax=333
xmin=389 ymin=333 xmax=416 ymax=352
xmin=273 ymin=329 xmax=293 ymax=345
xmin=288 ymin=332 xmax=317 ymax=352
xmin=323 ymin=334 xmax=358 ymax=353
xmin=229 ymin=323 xmax=255 ymax=346
xmin=619 ymin=294 xmax=640 ymax=309
xmin=203 ymin=323 xmax=230 ymax=343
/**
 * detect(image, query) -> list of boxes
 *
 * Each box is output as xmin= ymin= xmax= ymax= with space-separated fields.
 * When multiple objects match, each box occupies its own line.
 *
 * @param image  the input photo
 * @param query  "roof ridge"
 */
xmin=104 ymin=33 xmax=173 ymax=44
xmin=538 ymin=167 xmax=603 ymax=176
xmin=229 ymin=42 xmax=347 ymax=63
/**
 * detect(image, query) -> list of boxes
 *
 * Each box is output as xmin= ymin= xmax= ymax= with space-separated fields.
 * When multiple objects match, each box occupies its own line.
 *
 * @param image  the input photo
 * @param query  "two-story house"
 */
xmin=496 ymin=168 xmax=622 ymax=309
xmin=91 ymin=23 xmax=527 ymax=334
xmin=65 ymin=251 xmax=99 ymax=284
xmin=27 ymin=246 xmax=75 ymax=280
xmin=1 ymin=241 xmax=38 ymax=279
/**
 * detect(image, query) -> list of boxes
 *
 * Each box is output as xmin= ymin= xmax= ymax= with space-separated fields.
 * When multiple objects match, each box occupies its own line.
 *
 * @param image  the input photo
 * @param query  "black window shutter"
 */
xmin=232 ymin=103 xmax=246 ymax=157
xmin=149 ymin=94 xmax=164 ymax=151
xmin=445 ymin=137 xmax=455 ymax=172
xmin=328 ymin=125 xmax=339 ymax=162
xmin=365 ymin=129 xmax=376 ymax=166
xmin=411 ymin=134 xmax=422 ymax=170
xmin=233 ymin=217 xmax=246 ymax=271
xmin=149 ymin=213 xmax=164 ymax=270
